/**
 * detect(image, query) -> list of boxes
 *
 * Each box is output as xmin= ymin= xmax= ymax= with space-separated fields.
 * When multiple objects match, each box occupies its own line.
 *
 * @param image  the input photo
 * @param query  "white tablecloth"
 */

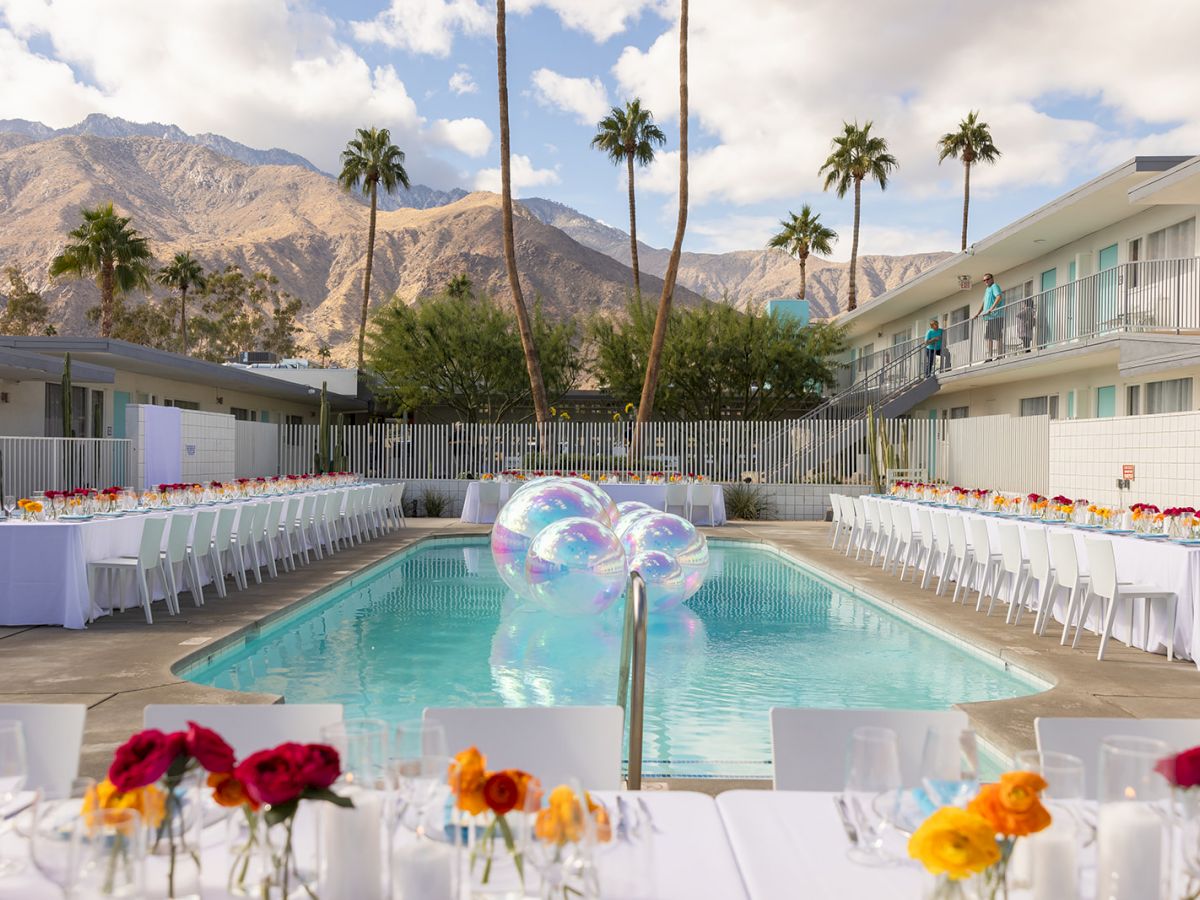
xmin=0 ymin=791 xmax=747 ymax=900
xmin=461 ymin=482 xmax=727 ymax=525
xmin=0 ymin=489 xmax=351 ymax=630
xmin=878 ymin=497 xmax=1198 ymax=665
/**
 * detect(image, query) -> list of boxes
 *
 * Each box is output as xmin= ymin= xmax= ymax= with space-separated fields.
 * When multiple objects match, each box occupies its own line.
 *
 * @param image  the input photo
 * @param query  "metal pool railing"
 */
xmin=616 ymin=572 xmax=649 ymax=789
xmin=0 ymin=437 xmax=133 ymax=501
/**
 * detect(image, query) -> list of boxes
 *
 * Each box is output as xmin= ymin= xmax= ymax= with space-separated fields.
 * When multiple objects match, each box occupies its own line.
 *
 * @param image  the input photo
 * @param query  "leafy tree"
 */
xmin=496 ymin=0 xmax=551 ymax=424
xmin=819 ymin=121 xmax=898 ymax=311
xmin=86 ymin=295 xmax=177 ymax=350
xmin=338 ymin=127 xmax=410 ymax=367
xmin=591 ymin=298 xmax=844 ymax=420
xmin=446 ymin=274 xmax=473 ymax=300
xmin=0 ymin=267 xmax=50 ymax=335
xmin=49 ymin=202 xmax=153 ymax=336
xmin=187 ymin=267 xmax=305 ymax=362
xmin=938 ymin=111 xmax=1001 ymax=251
xmin=590 ymin=99 xmax=667 ymax=297
xmin=368 ymin=287 xmax=583 ymax=423
xmin=767 ymin=205 xmax=838 ymax=301
xmin=155 ymin=252 xmax=207 ymax=354
xmin=637 ymin=0 xmax=689 ymax=431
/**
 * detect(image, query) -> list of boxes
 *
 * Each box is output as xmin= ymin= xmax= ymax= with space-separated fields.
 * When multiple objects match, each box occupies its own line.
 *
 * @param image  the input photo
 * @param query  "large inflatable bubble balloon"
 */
xmin=629 ymin=549 xmax=688 ymax=612
xmin=567 ymin=478 xmax=620 ymax=528
xmin=616 ymin=500 xmax=652 ymax=518
xmin=525 ymin=517 xmax=628 ymax=617
xmin=623 ymin=512 xmax=710 ymax=600
xmin=491 ymin=482 xmax=608 ymax=600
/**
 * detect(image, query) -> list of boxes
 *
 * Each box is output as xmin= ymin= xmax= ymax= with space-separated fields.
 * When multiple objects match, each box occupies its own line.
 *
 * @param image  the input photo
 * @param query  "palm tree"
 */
xmin=338 ymin=127 xmax=411 ymax=367
xmin=590 ymin=99 xmax=667 ymax=297
xmin=155 ymin=252 xmax=206 ymax=354
xmin=496 ymin=0 xmax=550 ymax=424
xmin=635 ymin=0 xmax=688 ymax=430
xmin=767 ymin=205 xmax=838 ymax=301
xmin=447 ymin=274 xmax=473 ymax=300
xmin=49 ymin=203 xmax=152 ymax=337
xmin=938 ymin=111 xmax=1001 ymax=251
xmin=818 ymin=121 xmax=897 ymax=311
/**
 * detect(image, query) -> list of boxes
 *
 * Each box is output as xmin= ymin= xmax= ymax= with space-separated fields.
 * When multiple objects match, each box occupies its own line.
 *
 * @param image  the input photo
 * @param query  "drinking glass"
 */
xmin=1096 ymin=736 xmax=1172 ymax=900
xmin=30 ymin=776 xmax=98 ymax=890
xmin=0 ymin=720 xmax=29 ymax=875
xmin=525 ymin=779 xmax=599 ymax=900
xmin=842 ymin=726 xmax=902 ymax=862
xmin=67 ymin=807 xmax=145 ymax=898
xmin=1011 ymin=750 xmax=1085 ymax=894
xmin=2 ymin=495 xmax=14 ymax=519
xmin=393 ymin=754 xmax=453 ymax=840
xmin=320 ymin=718 xmax=390 ymax=789
xmin=920 ymin=727 xmax=979 ymax=809
xmin=394 ymin=718 xmax=448 ymax=760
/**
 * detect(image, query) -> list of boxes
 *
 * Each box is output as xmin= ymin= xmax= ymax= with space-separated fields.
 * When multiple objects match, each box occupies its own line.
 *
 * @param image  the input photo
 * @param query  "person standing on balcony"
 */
xmin=973 ymin=273 xmax=1004 ymax=361
xmin=923 ymin=318 xmax=944 ymax=377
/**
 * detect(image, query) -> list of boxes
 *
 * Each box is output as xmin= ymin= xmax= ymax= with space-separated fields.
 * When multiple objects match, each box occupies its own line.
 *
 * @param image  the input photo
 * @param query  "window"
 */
xmin=90 ymin=389 xmax=104 ymax=438
xmin=166 ymin=399 xmax=200 ymax=411
xmin=1146 ymin=218 xmax=1196 ymax=261
xmin=230 ymin=407 xmax=257 ymax=422
xmin=949 ymin=406 xmax=969 ymax=419
xmin=286 ymin=415 xmax=304 ymax=427
xmin=1096 ymin=386 xmax=1116 ymax=418
xmin=858 ymin=342 xmax=875 ymax=374
xmin=1145 ymin=377 xmax=1193 ymax=414
xmin=946 ymin=305 xmax=970 ymax=344
xmin=1126 ymin=385 xmax=1141 ymax=416
xmin=1129 ymin=238 xmax=1142 ymax=287
xmin=44 ymin=383 xmax=87 ymax=437
xmin=1019 ymin=395 xmax=1059 ymax=419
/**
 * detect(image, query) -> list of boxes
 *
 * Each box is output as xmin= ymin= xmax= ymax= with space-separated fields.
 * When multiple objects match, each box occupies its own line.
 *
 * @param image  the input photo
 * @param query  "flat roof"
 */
xmin=836 ymin=156 xmax=1194 ymax=335
xmin=0 ymin=345 xmax=115 ymax=383
xmin=1128 ymin=155 xmax=1200 ymax=205
xmin=0 ymin=337 xmax=365 ymax=410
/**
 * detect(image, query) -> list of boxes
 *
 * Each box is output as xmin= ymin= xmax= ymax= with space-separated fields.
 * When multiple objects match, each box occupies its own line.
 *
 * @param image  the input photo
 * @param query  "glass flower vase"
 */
xmin=1180 ymin=789 xmax=1200 ymax=900
xmin=462 ymin=811 xmax=527 ymax=900
xmin=228 ymin=806 xmax=319 ymax=899
xmin=921 ymin=872 xmax=987 ymax=900
xmin=148 ymin=772 xmax=203 ymax=900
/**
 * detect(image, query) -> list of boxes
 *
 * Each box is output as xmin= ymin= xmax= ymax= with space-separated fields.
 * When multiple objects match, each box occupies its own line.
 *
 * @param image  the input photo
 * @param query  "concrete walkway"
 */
xmin=2 ymin=518 xmax=1196 ymax=784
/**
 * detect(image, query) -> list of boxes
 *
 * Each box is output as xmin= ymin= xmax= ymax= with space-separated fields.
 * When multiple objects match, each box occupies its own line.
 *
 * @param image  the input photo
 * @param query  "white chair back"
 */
xmin=770 ymin=707 xmax=971 ymax=790
xmin=191 ymin=509 xmax=217 ymax=553
xmin=137 ymin=517 xmax=168 ymax=569
xmin=0 ymin=703 xmax=86 ymax=793
xmin=877 ymin=502 xmax=894 ymax=536
xmin=842 ymin=496 xmax=858 ymax=529
xmin=1035 ymin=717 xmax=1200 ymax=798
xmin=478 ymin=481 xmax=502 ymax=506
xmin=861 ymin=498 xmax=878 ymax=530
xmin=1024 ymin=526 xmax=1051 ymax=579
xmin=916 ymin=508 xmax=934 ymax=549
xmin=213 ymin=507 xmax=236 ymax=552
xmin=830 ymin=494 xmax=843 ymax=525
xmin=996 ymin=523 xmax=1023 ymax=573
xmin=1047 ymin=531 xmax=1081 ymax=587
xmin=930 ymin=510 xmax=949 ymax=549
xmin=265 ymin=500 xmax=284 ymax=538
xmin=282 ymin=497 xmax=301 ymax=534
xmin=299 ymin=494 xmax=316 ymax=525
xmin=664 ymin=482 xmax=688 ymax=508
xmin=948 ymin=514 xmax=967 ymax=555
xmin=1083 ymin=538 xmax=1118 ymax=597
xmin=968 ymin=518 xmax=992 ymax=556
xmin=164 ymin=514 xmax=191 ymax=565
xmin=144 ymin=704 xmax=344 ymax=760
xmin=233 ymin=505 xmax=256 ymax=549
xmin=425 ymin=706 xmax=624 ymax=791
xmin=251 ymin=502 xmax=270 ymax=541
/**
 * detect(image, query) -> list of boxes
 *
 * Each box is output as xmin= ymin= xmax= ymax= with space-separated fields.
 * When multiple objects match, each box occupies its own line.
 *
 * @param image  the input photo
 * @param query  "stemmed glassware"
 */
xmin=0 ymin=720 xmax=29 ymax=876
xmin=2 ymin=495 xmax=14 ymax=519
xmin=919 ymin=727 xmax=979 ymax=809
xmin=841 ymin=726 xmax=903 ymax=863
xmin=30 ymin=776 xmax=98 ymax=890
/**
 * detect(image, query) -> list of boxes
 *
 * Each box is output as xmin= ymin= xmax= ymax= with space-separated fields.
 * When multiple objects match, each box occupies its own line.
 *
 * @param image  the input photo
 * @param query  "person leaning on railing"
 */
xmin=923 ymin=318 xmax=944 ymax=377
xmin=973 ymin=273 xmax=1004 ymax=361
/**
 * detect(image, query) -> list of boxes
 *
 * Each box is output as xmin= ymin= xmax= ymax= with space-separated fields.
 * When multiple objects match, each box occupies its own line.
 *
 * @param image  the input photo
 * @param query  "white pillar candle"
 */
xmin=321 ymin=787 xmax=384 ymax=900
xmin=1030 ymin=820 xmax=1078 ymax=900
xmin=1096 ymin=802 xmax=1162 ymax=900
xmin=392 ymin=841 xmax=455 ymax=900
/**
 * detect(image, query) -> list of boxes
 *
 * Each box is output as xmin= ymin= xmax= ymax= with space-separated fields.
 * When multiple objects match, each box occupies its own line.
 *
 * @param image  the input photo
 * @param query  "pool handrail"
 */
xmin=616 ymin=571 xmax=649 ymax=790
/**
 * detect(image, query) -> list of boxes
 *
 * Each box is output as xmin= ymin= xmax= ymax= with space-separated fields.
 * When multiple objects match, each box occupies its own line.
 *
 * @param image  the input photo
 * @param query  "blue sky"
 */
xmin=0 ymin=0 xmax=1197 ymax=258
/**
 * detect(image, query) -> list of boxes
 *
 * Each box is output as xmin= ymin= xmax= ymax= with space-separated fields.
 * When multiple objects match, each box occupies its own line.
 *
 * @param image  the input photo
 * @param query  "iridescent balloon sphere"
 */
xmin=629 ymin=550 xmax=688 ymax=612
xmin=565 ymin=478 xmax=620 ymax=528
xmin=622 ymin=512 xmax=710 ymax=600
xmin=614 ymin=506 xmax=661 ymax=543
xmin=490 ymin=481 xmax=608 ymax=599
xmin=616 ymin=500 xmax=653 ymax=518
xmin=524 ymin=517 xmax=628 ymax=617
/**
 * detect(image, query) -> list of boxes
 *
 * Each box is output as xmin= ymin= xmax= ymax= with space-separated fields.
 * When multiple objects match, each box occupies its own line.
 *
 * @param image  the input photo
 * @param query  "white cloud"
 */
xmin=448 ymin=66 xmax=478 ymax=95
xmin=350 ymin=0 xmax=489 ymax=57
xmin=509 ymin=0 xmax=659 ymax=41
xmin=529 ymin=68 xmax=609 ymax=125
xmin=473 ymin=154 xmax=560 ymax=195
xmin=427 ymin=117 xmax=492 ymax=157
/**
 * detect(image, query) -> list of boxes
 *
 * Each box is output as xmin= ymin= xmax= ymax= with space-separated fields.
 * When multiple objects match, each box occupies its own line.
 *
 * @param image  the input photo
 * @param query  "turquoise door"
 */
xmin=1097 ymin=244 xmax=1118 ymax=333
xmin=1040 ymin=268 xmax=1057 ymax=344
xmin=1096 ymin=385 xmax=1116 ymax=418
xmin=112 ymin=391 xmax=129 ymax=439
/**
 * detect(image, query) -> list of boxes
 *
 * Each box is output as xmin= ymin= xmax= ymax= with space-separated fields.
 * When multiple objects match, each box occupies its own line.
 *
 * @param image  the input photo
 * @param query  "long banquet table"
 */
xmin=461 ymin=481 xmax=727 ymax=525
xmin=0 ymin=488 xmax=353 ymax=630
xmin=877 ymin=496 xmax=1198 ymax=666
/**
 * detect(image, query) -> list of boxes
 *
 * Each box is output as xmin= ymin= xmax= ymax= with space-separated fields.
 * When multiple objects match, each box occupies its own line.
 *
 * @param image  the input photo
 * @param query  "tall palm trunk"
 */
xmin=847 ymin=177 xmax=861 ymax=311
xmin=179 ymin=286 xmax=188 ymax=354
xmin=497 ymin=0 xmax=550 ymax=424
xmin=357 ymin=179 xmax=378 ymax=367
xmin=961 ymin=160 xmax=971 ymax=251
xmin=100 ymin=259 xmax=114 ymax=337
xmin=798 ymin=254 xmax=807 ymax=300
xmin=636 ymin=0 xmax=688 ymax=435
xmin=626 ymin=148 xmax=641 ymax=297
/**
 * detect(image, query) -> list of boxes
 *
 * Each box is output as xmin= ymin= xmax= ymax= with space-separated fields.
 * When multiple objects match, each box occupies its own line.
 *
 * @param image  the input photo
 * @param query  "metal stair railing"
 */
xmin=616 ymin=571 xmax=649 ymax=790
xmin=804 ymin=340 xmax=929 ymax=423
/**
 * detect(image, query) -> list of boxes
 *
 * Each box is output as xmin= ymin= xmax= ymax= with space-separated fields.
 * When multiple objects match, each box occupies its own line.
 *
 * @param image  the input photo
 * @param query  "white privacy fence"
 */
xmin=935 ymin=414 xmax=1050 ymax=495
xmin=234 ymin=420 xmax=280 ymax=479
xmin=0 ymin=437 xmax=133 ymax=500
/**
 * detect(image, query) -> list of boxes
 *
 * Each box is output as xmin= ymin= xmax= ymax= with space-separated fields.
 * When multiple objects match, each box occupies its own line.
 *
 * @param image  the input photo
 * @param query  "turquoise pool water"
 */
xmin=183 ymin=538 xmax=1040 ymax=778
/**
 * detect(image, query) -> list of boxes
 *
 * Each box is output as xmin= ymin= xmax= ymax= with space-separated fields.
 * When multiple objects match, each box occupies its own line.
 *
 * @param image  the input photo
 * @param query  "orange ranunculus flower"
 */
xmin=534 ymin=785 xmax=612 ymax=846
xmin=207 ymin=771 xmax=259 ymax=810
xmin=449 ymin=747 xmax=489 ymax=815
xmin=968 ymin=771 xmax=1051 ymax=837
xmin=82 ymin=778 xmax=166 ymax=830
xmin=908 ymin=806 xmax=1000 ymax=880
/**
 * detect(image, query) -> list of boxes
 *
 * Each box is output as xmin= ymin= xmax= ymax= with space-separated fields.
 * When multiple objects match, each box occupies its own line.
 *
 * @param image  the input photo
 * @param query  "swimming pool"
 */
xmin=182 ymin=537 xmax=1042 ymax=778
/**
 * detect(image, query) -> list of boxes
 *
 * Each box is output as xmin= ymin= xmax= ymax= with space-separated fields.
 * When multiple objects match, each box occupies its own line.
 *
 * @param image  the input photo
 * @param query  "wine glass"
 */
xmin=842 ymin=726 xmax=902 ymax=862
xmin=2 ymin=496 xmax=14 ymax=519
xmin=320 ymin=718 xmax=390 ymax=789
xmin=0 ymin=720 xmax=29 ymax=875
xmin=920 ymin=727 xmax=979 ymax=809
xmin=393 ymin=754 xmax=454 ymax=840
xmin=525 ymin=779 xmax=599 ymax=900
xmin=30 ymin=777 xmax=98 ymax=890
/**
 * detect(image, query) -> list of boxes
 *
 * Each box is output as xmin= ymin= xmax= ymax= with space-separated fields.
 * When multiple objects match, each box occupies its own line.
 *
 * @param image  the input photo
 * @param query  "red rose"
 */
xmin=185 ymin=721 xmax=236 ymax=774
xmin=108 ymin=729 xmax=186 ymax=792
xmin=296 ymin=743 xmax=341 ymax=790
xmin=1156 ymin=747 xmax=1200 ymax=788
xmin=234 ymin=744 xmax=309 ymax=806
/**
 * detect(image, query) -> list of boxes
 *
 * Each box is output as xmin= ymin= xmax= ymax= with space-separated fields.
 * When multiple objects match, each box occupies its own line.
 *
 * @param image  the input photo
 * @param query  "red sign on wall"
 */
xmin=1122 ymin=464 xmax=1135 ymax=480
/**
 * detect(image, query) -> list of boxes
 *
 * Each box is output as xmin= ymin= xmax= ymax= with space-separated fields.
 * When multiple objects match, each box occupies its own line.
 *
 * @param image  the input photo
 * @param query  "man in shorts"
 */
xmin=973 ymin=273 xmax=1004 ymax=361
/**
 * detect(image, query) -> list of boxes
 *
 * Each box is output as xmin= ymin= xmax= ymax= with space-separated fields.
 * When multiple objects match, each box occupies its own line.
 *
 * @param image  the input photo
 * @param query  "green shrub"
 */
xmin=725 ymin=483 xmax=771 ymax=520
xmin=421 ymin=490 xmax=449 ymax=518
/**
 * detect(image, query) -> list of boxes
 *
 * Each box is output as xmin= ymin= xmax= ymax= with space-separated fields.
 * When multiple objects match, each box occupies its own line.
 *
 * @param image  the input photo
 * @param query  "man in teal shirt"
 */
xmin=973 ymin=273 xmax=1004 ymax=361
xmin=924 ymin=317 xmax=943 ymax=376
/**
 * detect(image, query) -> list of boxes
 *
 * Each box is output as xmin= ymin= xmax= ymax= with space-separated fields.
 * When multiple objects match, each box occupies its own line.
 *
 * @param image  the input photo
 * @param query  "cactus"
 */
xmin=899 ymin=419 xmax=911 ymax=471
xmin=315 ymin=380 xmax=331 ymax=474
xmin=865 ymin=405 xmax=880 ymax=492
xmin=333 ymin=412 xmax=347 ymax=473
xmin=61 ymin=353 xmax=73 ymax=438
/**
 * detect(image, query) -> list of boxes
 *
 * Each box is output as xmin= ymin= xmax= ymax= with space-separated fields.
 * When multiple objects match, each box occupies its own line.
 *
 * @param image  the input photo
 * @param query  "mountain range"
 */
xmin=0 ymin=115 xmax=950 ymax=360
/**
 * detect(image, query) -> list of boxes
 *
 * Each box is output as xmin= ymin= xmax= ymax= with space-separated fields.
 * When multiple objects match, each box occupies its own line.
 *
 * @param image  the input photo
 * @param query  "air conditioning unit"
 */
xmin=237 ymin=351 xmax=279 ymax=365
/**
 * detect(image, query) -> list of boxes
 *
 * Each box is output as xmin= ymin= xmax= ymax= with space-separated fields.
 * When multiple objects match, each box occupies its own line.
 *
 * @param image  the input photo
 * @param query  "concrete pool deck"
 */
xmin=1 ymin=519 xmax=1196 ymax=786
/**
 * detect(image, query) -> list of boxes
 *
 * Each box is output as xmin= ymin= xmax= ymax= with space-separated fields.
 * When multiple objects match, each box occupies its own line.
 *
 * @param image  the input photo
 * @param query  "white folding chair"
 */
xmin=987 ymin=523 xmax=1028 ymax=619
xmin=296 ymin=495 xmax=318 ymax=563
xmin=829 ymin=493 xmax=844 ymax=547
xmin=872 ymin=502 xmax=895 ymax=567
xmin=854 ymin=498 xmax=877 ymax=561
xmin=0 ymin=703 xmax=86 ymax=793
xmin=661 ymin=481 xmax=687 ymax=517
xmin=160 ymin=513 xmax=199 ymax=613
xmin=259 ymin=501 xmax=284 ymax=579
xmin=425 ymin=706 xmax=624 ymax=791
xmin=687 ymin=482 xmax=716 ymax=526
xmin=313 ymin=493 xmax=337 ymax=556
xmin=87 ymin=515 xmax=168 ymax=624
xmin=144 ymin=704 xmax=343 ymax=760
xmin=839 ymin=496 xmax=860 ymax=554
xmin=228 ymin=505 xmax=259 ymax=589
xmin=965 ymin=518 xmax=1002 ymax=610
xmin=276 ymin=497 xmax=302 ymax=572
xmin=939 ymin=513 xmax=969 ymax=597
xmin=185 ymin=509 xmax=217 ymax=606
xmin=921 ymin=509 xmax=950 ymax=590
xmin=393 ymin=483 xmax=408 ymax=529
xmin=890 ymin=505 xmax=923 ymax=579
xmin=362 ymin=486 xmax=383 ymax=539
xmin=1048 ymin=532 xmax=1091 ymax=644
xmin=477 ymin=481 xmax=503 ymax=524
xmin=769 ymin=708 xmax=971 ymax=791
xmin=1036 ymin=717 xmax=1200 ymax=799
xmin=210 ymin=506 xmax=237 ymax=597
xmin=1078 ymin=537 xmax=1178 ymax=661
